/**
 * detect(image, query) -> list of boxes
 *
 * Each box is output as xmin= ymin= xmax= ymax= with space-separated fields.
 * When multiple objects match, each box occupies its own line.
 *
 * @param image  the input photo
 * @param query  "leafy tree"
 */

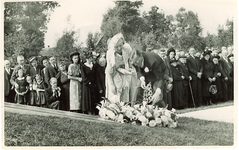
xmin=100 ymin=0 xmax=144 ymax=41
xmin=173 ymin=7 xmax=206 ymax=51
xmin=85 ymin=32 xmax=106 ymax=55
xmin=54 ymin=15 xmax=83 ymax=60
xmin=101 ymin=16 xmax=123 ymax=40
xmin=215 ymin=19 xmax=233 ymax=48
xmin=204 ymin=32 xmax=216 ymax=48
xmin=142 ymin=6 xmax=172 ymax=49
xmin=55 ymin=31 xmax=76 ymax=59
xmin=4 ymin=1 xmax=59 ymax=35
xmin=86 ymin=32 xmax=95 ymax=51
xmin=203 ymin=19 xmax=233 ymax=49
xmin=4 ymin=30 xmax=30 ymax=62
xmin=4 ymin=1 xmax=59 ymax=61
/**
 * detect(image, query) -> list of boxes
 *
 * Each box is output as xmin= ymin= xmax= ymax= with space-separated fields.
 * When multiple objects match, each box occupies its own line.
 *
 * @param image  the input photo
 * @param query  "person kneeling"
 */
xmin=45 ymin=77 xmax=61 ymax=109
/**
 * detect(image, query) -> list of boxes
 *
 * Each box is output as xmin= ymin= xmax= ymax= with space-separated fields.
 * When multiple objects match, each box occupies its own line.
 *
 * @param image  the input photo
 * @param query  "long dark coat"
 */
xmin=44 ymin=64 xmax=59 ymax=86
xmin=186 ymin=55 xmax=203 ymax=106
xmin=57 ymin=71 xmax=70 ymax=111
xmin=4 ymin=68 xmax=15 ymax=102
xmin=81 ymin=64 xmax=97 ymax=114
xmin=162 ymin=57 xmax=173 ymax=110
xmin=201 ymin=58 xmax=218 ymax=97
xmin=219 ymin=57 xmax=233 ymax=101
xmin=96 ymin=64 xmax=106 ymax=98
xmin=30 ymin=64 xmax=44 ymax=78
xmin=178 ymin=62 xmax=190 ymax=107
xmin=170 ymin=65 xmax=186 ymax=108
xmin=212 ymin=63 xmax=224 ymax=100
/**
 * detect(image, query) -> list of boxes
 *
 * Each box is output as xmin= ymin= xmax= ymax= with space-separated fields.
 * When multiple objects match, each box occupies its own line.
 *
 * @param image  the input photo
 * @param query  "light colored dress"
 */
xmin=68 ymin=63 xmax=81 ymax=110
xmin=105 ymin=33 xmax=137 ymax=103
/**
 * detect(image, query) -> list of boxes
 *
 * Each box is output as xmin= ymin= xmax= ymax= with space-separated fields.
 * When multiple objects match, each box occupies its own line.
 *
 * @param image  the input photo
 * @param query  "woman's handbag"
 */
xmin=166 ymin=81 xmax=173 ymax=93
xmin=209 ymin=84 xmax=217 ymax=95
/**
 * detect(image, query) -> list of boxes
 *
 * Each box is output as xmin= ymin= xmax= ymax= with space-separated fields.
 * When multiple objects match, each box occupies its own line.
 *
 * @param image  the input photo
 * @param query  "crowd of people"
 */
xmin=4 ymin=33 xmax=234 ymax=115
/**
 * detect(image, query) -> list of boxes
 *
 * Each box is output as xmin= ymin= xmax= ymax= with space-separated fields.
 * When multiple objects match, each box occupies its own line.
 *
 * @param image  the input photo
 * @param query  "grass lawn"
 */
xmin=176 ymin=100 xmax=234 ymax=114
xmin=4 ymin=111 xmax=234 ymax=146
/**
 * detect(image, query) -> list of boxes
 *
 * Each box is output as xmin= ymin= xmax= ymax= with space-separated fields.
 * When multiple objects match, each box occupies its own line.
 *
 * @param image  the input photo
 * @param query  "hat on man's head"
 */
xmin=29 ymin=56 xmax=37 ymax=63
xmin=203 ymin=50 xmax=211 ymax=56
xmin=70 ymin=51 xmax=80 ymax=58
xmin=84 ymin=51 xmax=93 ymax=59
xmin=167 ymin=47 xmax=176 ymax=56
xmin=41 ymin=56 xmax=49 ymax=61
xmin=169 ymin=59 xmax=177 ymax=64
xmin=59 ymin=61 xmax=66 ymax=66
xmin=228 ymin=54 xmax=234 ymax=59
xmin=179 ymin=55 xmax=187 ymax=59
xmin=212 ymin=55 xmax=220 ymax=60
xmin=159 ymin=48 xmax=166 ymax=53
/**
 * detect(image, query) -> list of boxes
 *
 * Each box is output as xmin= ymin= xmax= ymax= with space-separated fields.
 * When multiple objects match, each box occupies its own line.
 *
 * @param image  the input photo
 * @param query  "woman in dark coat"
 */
xmin=57 ymin=61 xmax=70 ymax=111
xmin=170 ymin=59 xmax=187 ymax=109
xmin=201 ymin=51 xmax=218 ymax=105
xmin=81 ymin=52 xmax=97 ymax=115
xmin=211 ymin=55 xmax=224 ymax=102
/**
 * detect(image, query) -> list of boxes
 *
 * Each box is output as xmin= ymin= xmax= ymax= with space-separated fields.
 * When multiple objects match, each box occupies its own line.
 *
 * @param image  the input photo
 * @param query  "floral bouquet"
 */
xmin=96 ymin=98 xmax=178 ymax=128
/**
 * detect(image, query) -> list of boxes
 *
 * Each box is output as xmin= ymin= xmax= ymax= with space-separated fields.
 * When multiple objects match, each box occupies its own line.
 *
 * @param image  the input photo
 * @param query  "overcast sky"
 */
xmin=44 ymin=0 xmax=236 ymax=48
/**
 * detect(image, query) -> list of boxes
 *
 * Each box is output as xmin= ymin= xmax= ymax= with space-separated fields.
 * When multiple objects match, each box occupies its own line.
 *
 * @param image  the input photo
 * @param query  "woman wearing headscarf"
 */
xmin=105 ymin=33 xmax=137 ymax=103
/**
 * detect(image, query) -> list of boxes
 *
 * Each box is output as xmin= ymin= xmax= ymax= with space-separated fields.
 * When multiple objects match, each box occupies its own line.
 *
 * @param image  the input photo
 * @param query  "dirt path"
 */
xmin=178 ymin=106 xmax=235 ymax=123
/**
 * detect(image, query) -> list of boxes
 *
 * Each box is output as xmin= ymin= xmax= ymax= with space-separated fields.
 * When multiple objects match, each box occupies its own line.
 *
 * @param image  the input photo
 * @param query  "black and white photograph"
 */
xmin=1 ymin=0 xmax=237 ymax=148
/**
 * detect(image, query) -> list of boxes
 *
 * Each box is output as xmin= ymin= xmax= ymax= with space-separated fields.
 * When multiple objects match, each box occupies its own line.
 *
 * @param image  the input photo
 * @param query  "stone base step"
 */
xmin=4 ymin=102 xmax=115 ymax=124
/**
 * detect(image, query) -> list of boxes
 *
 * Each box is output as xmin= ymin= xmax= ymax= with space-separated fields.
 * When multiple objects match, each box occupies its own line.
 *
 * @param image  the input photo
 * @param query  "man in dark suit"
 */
xmin=158 ymin=48 xmax=173 ymax=110
xmin=219 ymin=49 xmax=233 ymax=101
xmin=186 ymin=47 xmax=203 ymax=107
xmin=95 ymin=56 xmax=106 ymax=115
xmin=10 ymin=55 xmax=32 ymax=88
xmin=44 ymin=56 xmax=59 ymax=86
xmin=29 ymin=56 xmax=44 ymax=78
xmin=96 ymin=57 xmax=106 ymax=98
xmin=178 ymin=55 xmax=192 ymax=108
xmin=228 ymin=54 xmax=234 ymax=100
xmin=4 ymin=60 xmax=15 ymax=102
xmin=130 ymin=50 xmax=166 ymax=107
xmin=45 ymin=77 xmax=61 ymax=109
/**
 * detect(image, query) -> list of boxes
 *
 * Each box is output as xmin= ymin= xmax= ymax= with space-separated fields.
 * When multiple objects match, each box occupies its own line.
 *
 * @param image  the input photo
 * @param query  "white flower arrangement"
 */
xmin=96 ymin=98 xmax=178 ymax=128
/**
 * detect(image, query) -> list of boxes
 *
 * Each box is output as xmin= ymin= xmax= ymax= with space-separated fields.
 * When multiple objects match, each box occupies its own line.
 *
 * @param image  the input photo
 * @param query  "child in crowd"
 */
xmin=26 ymin=75 xmax=37 ymax=106
xmin=35 ymin=74 xmax=47 ymax=107
xmin=14 ymin=69 xmax=28 ymax=104
xmin=45 ymin=77 xmax=61 ymax=109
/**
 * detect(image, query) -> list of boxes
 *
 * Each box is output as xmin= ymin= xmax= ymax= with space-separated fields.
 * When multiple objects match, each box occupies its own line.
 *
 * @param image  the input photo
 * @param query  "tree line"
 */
xmin=4 ymin=1 xmax=233 ymax=63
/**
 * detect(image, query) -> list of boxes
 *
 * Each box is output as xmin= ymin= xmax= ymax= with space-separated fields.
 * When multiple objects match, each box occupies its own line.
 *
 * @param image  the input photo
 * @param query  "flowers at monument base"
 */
xmin=96 ymin=98 xmax=178 ymax=128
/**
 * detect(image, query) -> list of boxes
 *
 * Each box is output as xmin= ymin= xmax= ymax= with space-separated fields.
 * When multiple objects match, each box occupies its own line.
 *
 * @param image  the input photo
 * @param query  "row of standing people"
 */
xmin=156 ymin=47 xmax=234 ymax=109
xmin=4 ymin=52 xmax=106 ymax=115
xmin=4 ymin=33 xmax=234 ymax=111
